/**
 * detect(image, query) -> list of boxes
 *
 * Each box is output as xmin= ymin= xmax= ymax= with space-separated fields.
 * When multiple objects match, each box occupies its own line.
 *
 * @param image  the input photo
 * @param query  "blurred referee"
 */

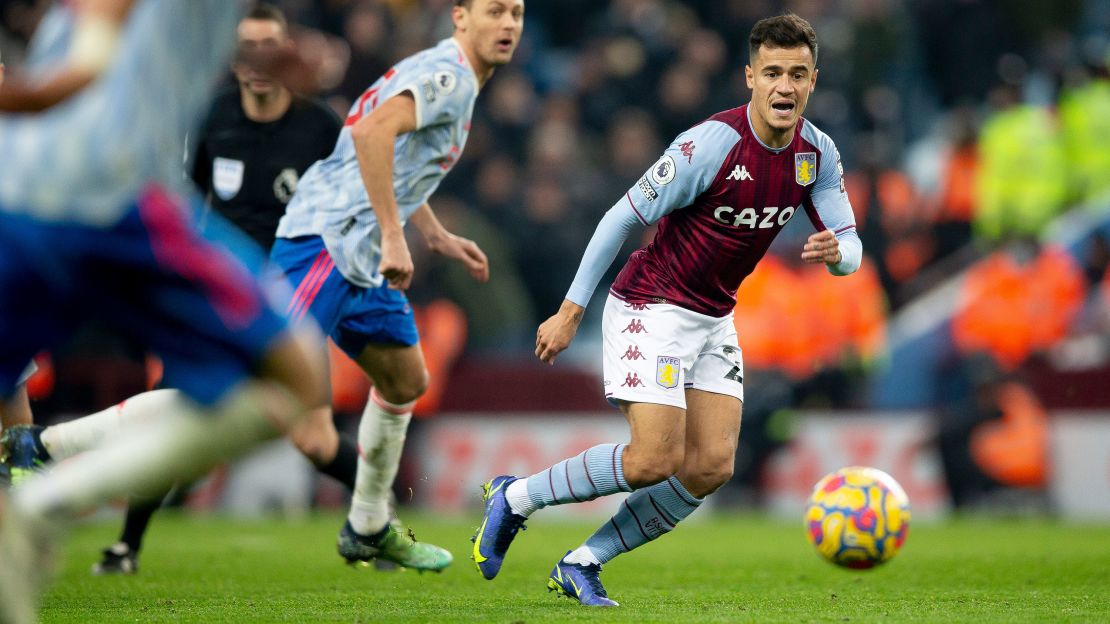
xmin=92 ymin=3 xmax=343 ymax=575
xmin=193 ymin=3 xmax=342 ymax=253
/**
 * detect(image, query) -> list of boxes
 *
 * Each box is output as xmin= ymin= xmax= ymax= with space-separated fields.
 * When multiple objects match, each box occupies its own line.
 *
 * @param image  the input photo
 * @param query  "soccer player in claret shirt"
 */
xmin=271 ymin=0 xmax=524 ymax=571
xmin=473 ymin=13 xmax=862 ymax=606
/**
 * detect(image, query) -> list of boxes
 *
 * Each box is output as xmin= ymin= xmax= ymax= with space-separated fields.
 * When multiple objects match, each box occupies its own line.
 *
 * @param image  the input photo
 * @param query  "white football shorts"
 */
xmin=601 ymin=292 xmax=744 ymax=409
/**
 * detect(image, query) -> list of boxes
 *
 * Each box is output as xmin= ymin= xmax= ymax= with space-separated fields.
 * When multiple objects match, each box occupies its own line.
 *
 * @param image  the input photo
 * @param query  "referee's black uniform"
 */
xmin=191 ymin=88 xmax=342 ymax=252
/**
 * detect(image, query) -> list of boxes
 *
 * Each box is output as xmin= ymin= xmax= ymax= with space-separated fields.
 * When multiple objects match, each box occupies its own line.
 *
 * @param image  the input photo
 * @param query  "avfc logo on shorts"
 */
xmin=795 ymin=152 xmax=816 ymax=186
xmin=656 ymin=356 xmax=680 ymax=389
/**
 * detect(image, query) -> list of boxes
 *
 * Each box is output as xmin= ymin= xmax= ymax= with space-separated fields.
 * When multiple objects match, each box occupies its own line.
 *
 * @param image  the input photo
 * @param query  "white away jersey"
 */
xmin=0 ymin=0 xmax=243 ymax=227
xmin=276 ymin=37 xmax=479 ymax=287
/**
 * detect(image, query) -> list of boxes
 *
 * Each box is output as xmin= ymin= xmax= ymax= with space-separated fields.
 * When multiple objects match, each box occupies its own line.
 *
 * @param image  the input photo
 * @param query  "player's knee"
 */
xmin=375 ymin=367 xmax=429 ymax=406
xmin=623 ymin=445 xmax=683 ymax=487
xmin=684 ymin=455 xmax=735 ymax=497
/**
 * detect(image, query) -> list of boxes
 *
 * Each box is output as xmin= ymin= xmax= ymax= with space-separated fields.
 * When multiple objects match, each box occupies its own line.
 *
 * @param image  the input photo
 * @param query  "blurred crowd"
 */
xmin=3 ymin=0 xmax=1110 ymax=415
xmin=271 ymin=0 xmax=1110 ymax=400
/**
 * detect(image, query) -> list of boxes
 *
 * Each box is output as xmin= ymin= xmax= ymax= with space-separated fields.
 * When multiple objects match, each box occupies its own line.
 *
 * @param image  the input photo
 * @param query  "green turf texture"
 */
xmin=39 ymin=512 xmax=1110 ymax=623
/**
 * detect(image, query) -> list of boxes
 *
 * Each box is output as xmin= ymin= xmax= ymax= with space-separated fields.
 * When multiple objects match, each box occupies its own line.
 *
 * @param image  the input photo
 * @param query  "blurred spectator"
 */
xmin=952 ymin=241 xmax=1086 ymax=371
xmin=975 ymin=89 xmax=1068 ymax=241
xmin=1058 ymin=67 xmax=1110 ymax=204
xmin=733 ymin=253 xmax=886 ymax=387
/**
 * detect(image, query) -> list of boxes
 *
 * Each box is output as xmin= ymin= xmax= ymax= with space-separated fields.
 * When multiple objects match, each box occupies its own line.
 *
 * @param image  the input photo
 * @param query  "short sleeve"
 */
xmin=624 ymin=120 xmax=740 ymax=225
xmin=382 ymin=65 xmax=474 ymax=131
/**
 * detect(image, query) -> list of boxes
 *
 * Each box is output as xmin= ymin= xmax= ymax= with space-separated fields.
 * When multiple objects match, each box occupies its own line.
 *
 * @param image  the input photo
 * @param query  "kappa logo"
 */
xmin=679 ymin=140 xmax=696 ymax=163
xmin=726 ymin=165 xmax=754 ymax=181
xmin=622 ymin=319 xmax=647 ymax=334
xmin=621 ymin=345 xmax=646 ymax=361
xmin=621 ymin=373 xmax=645 ymax=388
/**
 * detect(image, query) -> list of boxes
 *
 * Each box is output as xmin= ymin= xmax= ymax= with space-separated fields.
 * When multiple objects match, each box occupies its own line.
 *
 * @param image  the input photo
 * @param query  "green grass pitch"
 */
xmin=39 ymin=511 xmax=1110 ymax=623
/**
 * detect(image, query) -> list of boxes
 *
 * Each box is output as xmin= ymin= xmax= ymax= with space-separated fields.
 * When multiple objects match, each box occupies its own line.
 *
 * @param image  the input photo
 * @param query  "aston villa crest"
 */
xmin=795 ymin=152 xmax=816 ymax=186
xmin=656 ymin=356 xmax=680 ymax=389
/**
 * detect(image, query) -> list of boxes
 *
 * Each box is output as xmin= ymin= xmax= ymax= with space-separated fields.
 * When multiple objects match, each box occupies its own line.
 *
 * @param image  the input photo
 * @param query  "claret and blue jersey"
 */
xmin=609 ymin=103 xmax=860 ymax=317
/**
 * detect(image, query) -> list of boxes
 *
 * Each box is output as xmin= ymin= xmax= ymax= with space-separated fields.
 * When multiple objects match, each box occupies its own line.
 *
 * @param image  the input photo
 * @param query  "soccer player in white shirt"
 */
xmin=270 ymin=0 xmax=524 ymax=570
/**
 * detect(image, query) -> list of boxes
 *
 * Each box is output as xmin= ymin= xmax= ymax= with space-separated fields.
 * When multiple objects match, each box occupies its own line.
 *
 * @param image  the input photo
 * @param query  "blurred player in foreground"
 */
xmin=473 ymin=14 xmax=862 ymax=606
xmin=0 ymin=49 xmax=35 ymax=457
xmin=87 ymin=3 xmax=345 ymax=575
xmin=269 ymin=0 xmax=524 ymax=571
xmin=0 ymin=3 xmax=368 ymax=575
xmin=0 ymin=2 xmax=328 ymax=622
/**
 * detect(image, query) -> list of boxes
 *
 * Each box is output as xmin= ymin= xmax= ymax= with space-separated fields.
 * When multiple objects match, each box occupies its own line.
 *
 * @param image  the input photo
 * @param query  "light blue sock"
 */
xmin=519 ymin=443 xmax=631 ymax=514
xmin=584 ymin=475 xmax=703 ymax=563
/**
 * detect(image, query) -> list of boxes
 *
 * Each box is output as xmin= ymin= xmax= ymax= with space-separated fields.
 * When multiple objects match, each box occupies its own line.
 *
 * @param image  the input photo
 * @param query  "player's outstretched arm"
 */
xmin=0 ymin=0 xmax=135 ymax=112
xmin=410 ymin=203 xmax=489 ymax=282
xmin=536 ymin=300 xmax=585 ymax=365
xmin=351 ymin=93 xmax=419 ymax=289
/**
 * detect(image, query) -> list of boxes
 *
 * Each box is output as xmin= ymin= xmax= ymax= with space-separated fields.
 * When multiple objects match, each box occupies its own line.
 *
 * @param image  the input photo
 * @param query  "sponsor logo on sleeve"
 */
xmin=434 ymin=71 xmax=457 ymax=95
xmin=273 ymin=168 xmax=299 ymax=203
xmin=650 ymin=155 xmax=677 ymax=186
xmin=795 ymin=152 xmax=817 ymax=186
xmin=213 ymin=157 xmax=245 ymax=201
xmin=637 ymin=176 xmax=658 ymax=201
xmin=836 ymin=157 xmax=846 ymax=193
xmin=422 ymin=80 xmax=437 ymax=103
xmin=656 ymin=356 xmax=681 ymax=389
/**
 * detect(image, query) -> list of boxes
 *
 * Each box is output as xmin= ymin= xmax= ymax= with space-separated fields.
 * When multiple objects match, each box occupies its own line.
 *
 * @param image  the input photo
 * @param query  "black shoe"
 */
xmin=91 ymin=542 xmax=139 ymax=575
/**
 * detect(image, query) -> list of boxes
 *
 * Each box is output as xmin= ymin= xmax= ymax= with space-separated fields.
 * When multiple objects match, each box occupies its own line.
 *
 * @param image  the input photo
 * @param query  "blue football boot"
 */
xmin=547 ymin=551 xmax=619 ymax=607
xmin=471 ymin=475 xmax=527 ymax=580
xmin=1 ymin=425 xmax=49 ymax=487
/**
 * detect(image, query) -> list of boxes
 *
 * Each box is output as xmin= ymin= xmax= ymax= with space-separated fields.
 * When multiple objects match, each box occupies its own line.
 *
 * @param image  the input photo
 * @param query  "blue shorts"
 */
xmin=0 ymin=185 xmax=288 ymax=405
xmin=270 ymin=236 xmax=418 ymax=359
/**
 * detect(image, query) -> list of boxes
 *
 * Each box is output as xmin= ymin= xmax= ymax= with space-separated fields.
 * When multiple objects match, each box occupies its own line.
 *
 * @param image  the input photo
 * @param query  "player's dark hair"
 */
xmin=246 ymin=3 xmax=289 ymax=32
xmin=454 ymin=0 xmax=474 ymax=7
xmin=749 ymin=13 xmax=818 ymax=65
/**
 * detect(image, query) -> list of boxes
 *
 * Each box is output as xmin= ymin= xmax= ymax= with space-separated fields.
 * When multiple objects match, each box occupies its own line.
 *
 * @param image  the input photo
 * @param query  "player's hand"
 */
xmin=802 ymin=229 xmax=842 ymax=265
xmin=536 ymin=301 xmax=585 ymax=365
xmin=379 ymin=232 xmax=414 ymax=290
xmin=429 ymin=232 xmax=489 ymax=283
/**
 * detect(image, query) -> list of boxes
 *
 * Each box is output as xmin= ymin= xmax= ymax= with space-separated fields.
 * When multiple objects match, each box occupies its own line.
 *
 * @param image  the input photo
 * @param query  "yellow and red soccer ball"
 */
xmin=804 ymin=466 xmax=911 ymax=569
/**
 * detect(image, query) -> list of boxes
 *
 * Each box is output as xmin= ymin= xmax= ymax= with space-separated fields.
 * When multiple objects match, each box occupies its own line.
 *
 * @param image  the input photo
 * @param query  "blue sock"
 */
xmin=584 ymin=475 xmax=703 ymax=564
xmin=520 ymin=443 xmax=631 ymax=513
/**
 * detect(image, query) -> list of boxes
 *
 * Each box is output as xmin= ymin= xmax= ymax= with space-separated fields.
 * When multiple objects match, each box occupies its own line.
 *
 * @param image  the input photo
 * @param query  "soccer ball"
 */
xmin=804 ymin=466 xmax=910 ymax=569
